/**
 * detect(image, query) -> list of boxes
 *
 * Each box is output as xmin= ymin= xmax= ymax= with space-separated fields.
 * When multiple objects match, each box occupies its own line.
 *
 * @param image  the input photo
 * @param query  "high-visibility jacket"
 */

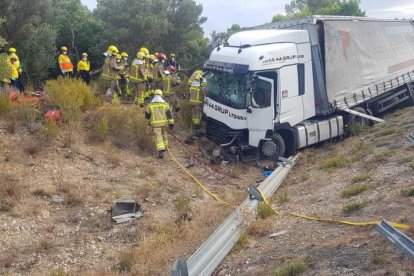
xmin=8 ymin=54 xmax=22 ymax=74
xmin=187 ymin=70 xmax=203 ymax=85
xmin=153 ymin=61 xmax=164 ymax=81
xmin=129 ymin=58 xmax=146 ymax=83
xmin=7 ymin=59 xmax=19 ymax=80
xmin=162 ymin=75 xmax=173 ymax=96
xmin=189 ymin=79 xmax=206 ymax=105
xmin=58 ymin=54 xmax=74 ymax=72
xmin=147 ymin=101 xmax=174 ymax=127
xmin=101 ymin=56 xmax=121 ymax=80
xmin=77 ymin=60 xmax=90 ymax=72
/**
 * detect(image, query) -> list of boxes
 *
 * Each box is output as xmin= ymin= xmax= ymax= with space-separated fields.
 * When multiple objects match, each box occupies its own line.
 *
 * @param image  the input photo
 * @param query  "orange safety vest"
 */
xmin=58 ymin=54 xmax=74 ymax=72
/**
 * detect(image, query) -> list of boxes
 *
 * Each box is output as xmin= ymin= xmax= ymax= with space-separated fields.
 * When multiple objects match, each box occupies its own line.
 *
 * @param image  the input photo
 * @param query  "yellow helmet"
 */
xmin=139 ymin=47 xmax=149 ymax=55
xmin=145 ymin=53 xmax=151 ymax=59
xmin=115 ymin=54 xmax=122 ymax=60
xmin=137 ymin=51 xmax=146 ymax=59
xmin=121 ymin=52 xmax=128 ymax=58
xmin=61 ymin=46 xmax=68 ymax=51
xmin=8 ymin=47 xmax=17 ymax=53
xmin=108 ymin=45 xmax=119 ymax=55
xmin=82 ymin=53 xmax=88 ymax=57
xmin=154 ymin=89 xmax=163 ymax=96
xmin=149 ymin=54 xmax=156 ymax=60
xmin=170 ymin=53 xmax=176 ymax=58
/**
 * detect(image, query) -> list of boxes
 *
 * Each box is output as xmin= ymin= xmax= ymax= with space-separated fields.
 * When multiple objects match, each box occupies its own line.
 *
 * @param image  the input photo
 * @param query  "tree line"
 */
xmin=0 ymin=0 xmax=365 ymax=86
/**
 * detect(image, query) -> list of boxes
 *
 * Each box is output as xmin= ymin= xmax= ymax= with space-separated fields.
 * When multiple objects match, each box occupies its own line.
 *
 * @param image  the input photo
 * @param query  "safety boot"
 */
xmin=158 ymin=150 xmax=164 ymax=159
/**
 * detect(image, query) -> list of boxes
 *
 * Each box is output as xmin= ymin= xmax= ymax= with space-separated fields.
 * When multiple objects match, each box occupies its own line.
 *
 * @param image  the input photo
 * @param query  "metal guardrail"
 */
xmin=171 ymin=154 xmax=301 ymax=276
xmin=407 ymin=132 xmax=414 ymax=144
xmin=376 ymin=220 xmax=414 ymax=260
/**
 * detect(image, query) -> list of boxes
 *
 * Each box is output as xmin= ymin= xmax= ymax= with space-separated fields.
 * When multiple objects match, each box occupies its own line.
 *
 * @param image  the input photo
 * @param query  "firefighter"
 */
xmin=144 ymin=54 xmax=155 ymax=101
xmin=58 ymin=46 xmax=74 ymax=77
xmin=119 ymin=52 xmax=130 ymax=98
xmin=162 ymin=65 xmax=180 ymax=111
xmin=129 ymin=51 xmax=147 ymax=107
xmin=100 ymin=45 xmax=122 ymax=98
xmin=145 ymin=89 xmax=174 ymax=159
xmin=7 ymin=48 xmax=24 ymax=92
xmin=188 ymin=70 xmax=206 ymax=137
xmin=154 ymin=52 xmax=166 ymax=89
xmin=7 ymin=54 xmax=19 ymax=91
xmin=166 ymin=53 xmax=180 ymax=70
xmin=77 ymin=53 xmax=91 ymax=84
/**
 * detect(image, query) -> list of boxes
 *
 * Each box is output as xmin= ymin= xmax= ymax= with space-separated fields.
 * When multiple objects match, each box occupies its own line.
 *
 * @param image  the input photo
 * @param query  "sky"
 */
xmin=80 ymin=0 xmax=414 ymax=35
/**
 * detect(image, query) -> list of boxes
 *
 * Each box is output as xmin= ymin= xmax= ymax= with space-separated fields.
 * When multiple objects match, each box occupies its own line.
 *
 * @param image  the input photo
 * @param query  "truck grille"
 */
xmin=206 ymin=118 xmax=248 ymax=145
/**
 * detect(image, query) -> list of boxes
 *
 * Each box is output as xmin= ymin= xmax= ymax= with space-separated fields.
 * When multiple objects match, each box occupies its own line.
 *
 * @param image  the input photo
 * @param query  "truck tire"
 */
xmin=260 ymin=133 xmax=286 ymax=158
xmin=272 ymin=133 xmax=286 ymax=157
xmin=346 ymin=107 xmax=369 ymax=129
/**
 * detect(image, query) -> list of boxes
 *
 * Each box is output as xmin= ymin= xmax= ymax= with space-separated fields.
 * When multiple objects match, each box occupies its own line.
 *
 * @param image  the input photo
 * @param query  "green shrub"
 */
xmin=342 ymin=200 xmax=368 ymax=213
xmin=277 ymin=188 xmax=289 ymax=203
xmin=272 ymin=260 xmax=308 ymax=276
xmin=341 ymin=184 xmax=375 ymax=198
xmin=257 ymin=202 xmax=275 ymax=219
xmin=234 ymin=233 xmax=249 ymax=251
xmin=320 ymin=155 xmax=348 ymax=169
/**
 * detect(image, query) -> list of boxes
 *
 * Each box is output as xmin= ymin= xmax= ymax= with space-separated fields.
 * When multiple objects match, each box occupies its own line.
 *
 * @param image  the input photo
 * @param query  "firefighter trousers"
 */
xmin=192 ymin=105 xmax=202 ymax=126
xmin=153 ymin=126 xmax=168 ymax=152
xmin=134 ymin=82 xmax=146 ymax=105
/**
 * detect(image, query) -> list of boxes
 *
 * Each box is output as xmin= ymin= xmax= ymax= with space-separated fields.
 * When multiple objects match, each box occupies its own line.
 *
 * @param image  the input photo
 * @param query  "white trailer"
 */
xmin=202 ymin=16 xmax=414 ymax=160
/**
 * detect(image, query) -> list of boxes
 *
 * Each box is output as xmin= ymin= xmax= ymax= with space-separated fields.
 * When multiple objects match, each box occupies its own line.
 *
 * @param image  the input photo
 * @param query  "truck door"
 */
xmin=247 ymin=76 xmax=274 ymax=147
xmin=279 ymin=65 xmax=304 ymax=126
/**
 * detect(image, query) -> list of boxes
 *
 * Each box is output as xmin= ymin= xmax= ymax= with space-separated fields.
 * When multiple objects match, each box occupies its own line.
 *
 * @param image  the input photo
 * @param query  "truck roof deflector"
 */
xmin=341 ymin=108 xmax=385 ymax=123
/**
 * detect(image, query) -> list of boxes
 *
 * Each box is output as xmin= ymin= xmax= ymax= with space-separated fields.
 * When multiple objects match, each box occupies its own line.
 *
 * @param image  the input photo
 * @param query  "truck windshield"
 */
xmin=206 ymin=71 xmax=248 ymax=109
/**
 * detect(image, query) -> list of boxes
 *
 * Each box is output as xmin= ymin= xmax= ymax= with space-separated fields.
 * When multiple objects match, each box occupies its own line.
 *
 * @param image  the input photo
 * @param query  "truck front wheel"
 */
xmin=260 ymin=133 xmax=286 ymax=158
xmin=346 ymin=106 xmax=369 ymax=133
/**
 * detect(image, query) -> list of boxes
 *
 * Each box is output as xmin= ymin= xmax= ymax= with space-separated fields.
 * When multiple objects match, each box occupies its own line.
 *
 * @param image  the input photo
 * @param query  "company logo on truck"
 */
xmin=204 ymin=99 xmax=247 ymax=121
xmin=262 ymin=55 xmax=304 ymax=65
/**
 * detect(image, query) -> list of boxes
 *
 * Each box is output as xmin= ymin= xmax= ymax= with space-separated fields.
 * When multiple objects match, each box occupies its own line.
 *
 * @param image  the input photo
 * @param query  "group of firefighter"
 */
xmin=3 ymin=45 xmax=206 ymax=159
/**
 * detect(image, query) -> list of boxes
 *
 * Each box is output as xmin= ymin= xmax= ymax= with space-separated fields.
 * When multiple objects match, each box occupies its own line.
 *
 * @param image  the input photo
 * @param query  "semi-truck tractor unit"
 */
xmin=203 ymin=16 xmax=414 ymax=160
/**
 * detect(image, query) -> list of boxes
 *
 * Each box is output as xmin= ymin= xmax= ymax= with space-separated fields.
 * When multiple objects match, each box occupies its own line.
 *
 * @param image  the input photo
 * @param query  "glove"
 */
xmin=144 ymin=111 xmax=150 ymax=120
xmin=169 ymin=124 xmax=174 ymax=130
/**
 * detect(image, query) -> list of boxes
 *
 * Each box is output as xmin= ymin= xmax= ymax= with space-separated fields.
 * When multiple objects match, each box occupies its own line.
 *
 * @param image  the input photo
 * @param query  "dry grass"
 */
xmin=0 ymin=93 xmax=12 ymax=116
xmin=320 ymin=155 xmax=348 ymax=169
xmin=22 ymin=138 xmax=45 ymax=156
xmin=39 ymin=120 xmax=60 ymax=142
xmin=0 ymin=175 xmax=23 ymax=212
xmin=57 ymin=182 xmax=85 ymax=206
xmin=277 ymin=188 xmax=290 ymax=203
xmin=300 ymin=172 xmax=310 ymax=182
xmin=404 ymin=187 xmax=414 ymax=197
xmin=31 ymin=189 xmax=52 ymax=199
xmin=234 ymin=232 xmax=249 ymax=251
xmin=374 ymin=128 xmax=395 ymax=138
xmin=410 ymin=159 xmax=414 ymax=170
xmin=351 ymin=173 xmax=371 ymax=184
xmin=341 ymin=184 xmax=375 ymax=198
xmin=105 ymin=141 xmax=121 ymax=166
xmin=257 ymin=202 xmax=275 ymax=219
xmin=342 ymin=200 xmax=368 ymax=213
xmin=130 ymin=204 xmax=228 ymax=275
xmin=248 ymin=218 xmax=273 ymax=237
xmin=272 ymin=259 xmax=308 ymax=276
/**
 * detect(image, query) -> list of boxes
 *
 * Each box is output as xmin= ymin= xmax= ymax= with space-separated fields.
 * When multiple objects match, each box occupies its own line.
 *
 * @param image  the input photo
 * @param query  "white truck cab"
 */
xmin=203 ymin=16 xmax=414 ymax=160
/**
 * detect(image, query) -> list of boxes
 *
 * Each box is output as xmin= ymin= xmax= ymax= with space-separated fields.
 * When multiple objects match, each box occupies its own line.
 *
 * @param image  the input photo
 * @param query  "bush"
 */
xmin=234 ymin=233 xmax=249 ymax=251
xmin=257 ymin=202 xmax=275 ymax=219
xmin=342 ymin=200 xmax=368 ymax=213
xmin=272 ymin=260 xmax=308 ymax=276
xmin=351 ymin=174 xmax=371 ymax=184
xmin=92 ymin=115 xmax=109 ymax=142
xmin=39 ymin=120 xmax=60 ymax=142
xmin=341 ymin=184 xmax=375 ymax=198
xmin=46 ymin=77 xmax=101 ymax=123
xmin=320 ymin=155 xmax=348 ymax=169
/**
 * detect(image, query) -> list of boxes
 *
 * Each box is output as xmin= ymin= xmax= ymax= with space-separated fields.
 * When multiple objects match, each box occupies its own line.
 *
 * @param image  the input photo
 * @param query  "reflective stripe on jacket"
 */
xmin=58 ymin=54 xmax=74 ymax=72
xmin=147 ymin=102 xmax=174 ymax=127
xmin=129 ymin=59 xmax=146 ymax=83
xmin=162 ymin=76 xmax=173 ymax=95
xmin=101 ymin=56 xmax=120 ymax=80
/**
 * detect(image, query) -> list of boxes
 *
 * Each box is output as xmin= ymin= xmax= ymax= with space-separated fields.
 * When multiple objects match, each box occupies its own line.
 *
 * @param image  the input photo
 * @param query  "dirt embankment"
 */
xmin=218 ymin=106 xmax=414 ymax=275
